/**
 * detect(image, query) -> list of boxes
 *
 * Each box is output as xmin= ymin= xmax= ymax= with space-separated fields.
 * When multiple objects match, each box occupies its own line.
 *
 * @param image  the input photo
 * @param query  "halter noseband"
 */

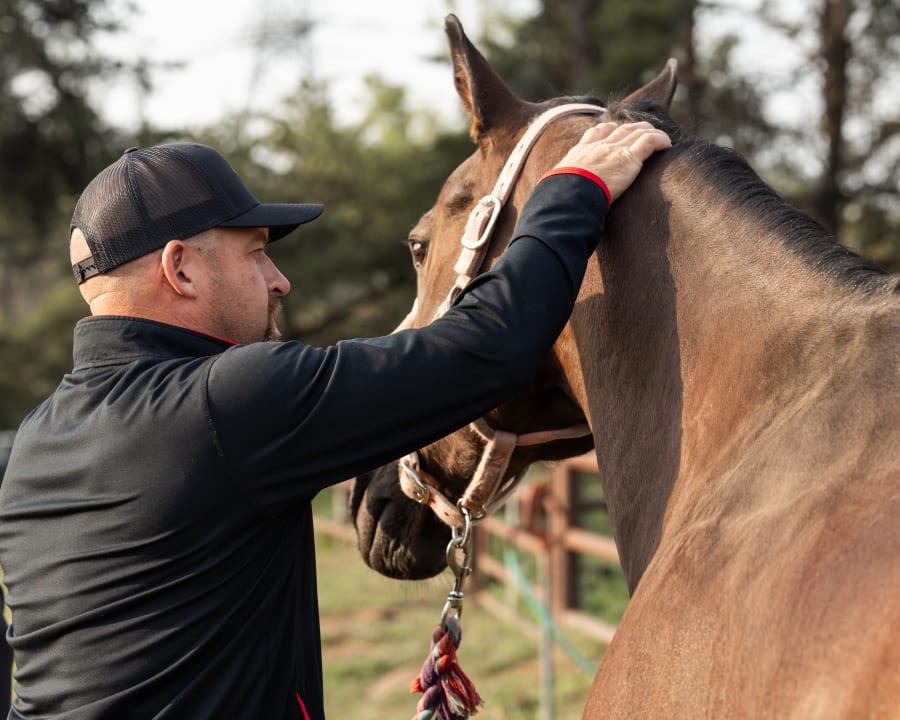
xmin=398 ymin=102 xmax=602 ymax=529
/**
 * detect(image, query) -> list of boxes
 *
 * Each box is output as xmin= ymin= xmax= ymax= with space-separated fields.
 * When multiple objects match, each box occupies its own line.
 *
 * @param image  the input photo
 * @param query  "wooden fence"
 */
xmin=469 ymin=453 xmax=621 ymax=646
xmin=317 ymin=455 xmax=622 ymax=720
xmin=319 ymin=454 xmax=623 ymax=643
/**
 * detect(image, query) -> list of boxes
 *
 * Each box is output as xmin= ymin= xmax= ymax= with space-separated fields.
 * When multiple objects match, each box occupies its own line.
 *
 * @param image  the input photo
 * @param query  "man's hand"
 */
xmin=554 ymin=121 xmax=672 ymax=202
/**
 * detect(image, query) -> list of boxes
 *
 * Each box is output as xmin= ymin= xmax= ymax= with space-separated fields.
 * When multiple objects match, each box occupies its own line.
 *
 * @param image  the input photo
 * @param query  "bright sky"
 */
xmin=98 ymin=0 xmax=529 ymax=131
xmin=95 ymin=0 xmax=822 ymax=135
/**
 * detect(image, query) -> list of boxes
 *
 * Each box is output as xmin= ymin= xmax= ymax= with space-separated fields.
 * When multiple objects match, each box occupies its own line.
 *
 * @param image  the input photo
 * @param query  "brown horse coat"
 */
xmin=352 ymin=15 xmax=900 ymax=719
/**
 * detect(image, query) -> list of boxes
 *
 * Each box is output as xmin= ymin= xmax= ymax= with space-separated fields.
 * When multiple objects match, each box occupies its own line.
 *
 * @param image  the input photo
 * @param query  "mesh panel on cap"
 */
xmin=71 ymin=142 xmax=321 ymax=283
xmin=73 ymin=146 xmax=233 ymax=274
xmin=74 ymin=157 xmax=147 ymax=273
xmin=132 ymin=147 xmax=218 ymax=223
xmin=128 ymin=147 xmax=232 ymax=244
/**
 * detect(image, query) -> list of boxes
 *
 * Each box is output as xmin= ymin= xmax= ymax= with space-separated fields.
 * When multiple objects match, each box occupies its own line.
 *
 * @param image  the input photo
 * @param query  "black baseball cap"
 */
xmin=71 ymin=142 xmax=324 ymax=284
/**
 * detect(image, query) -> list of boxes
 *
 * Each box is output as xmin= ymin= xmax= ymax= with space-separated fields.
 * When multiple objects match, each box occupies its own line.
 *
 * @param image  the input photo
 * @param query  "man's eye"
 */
xmin=408 ymin=240 xmax=428 ymax=269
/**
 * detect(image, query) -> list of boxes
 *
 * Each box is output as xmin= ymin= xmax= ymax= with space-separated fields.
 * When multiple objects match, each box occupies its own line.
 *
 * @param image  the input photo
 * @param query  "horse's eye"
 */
xmin=408 ymin=240 xmax=428 ymax=269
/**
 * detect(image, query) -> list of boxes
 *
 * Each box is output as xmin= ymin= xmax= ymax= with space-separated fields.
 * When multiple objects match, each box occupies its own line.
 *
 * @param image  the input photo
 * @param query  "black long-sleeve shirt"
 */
xmin=0 ymin=172 xmax=608 ymax=719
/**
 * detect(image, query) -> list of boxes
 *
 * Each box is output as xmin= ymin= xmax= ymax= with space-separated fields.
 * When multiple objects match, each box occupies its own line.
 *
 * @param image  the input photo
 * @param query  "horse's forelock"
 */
xmin=605 ymin=97 xmax=682 ymax=139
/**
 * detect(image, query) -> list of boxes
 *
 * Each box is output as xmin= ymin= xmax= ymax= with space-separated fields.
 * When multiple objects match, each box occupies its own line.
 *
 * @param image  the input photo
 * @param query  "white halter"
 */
xmin=398 ymin=102 xmax=603 ymax=528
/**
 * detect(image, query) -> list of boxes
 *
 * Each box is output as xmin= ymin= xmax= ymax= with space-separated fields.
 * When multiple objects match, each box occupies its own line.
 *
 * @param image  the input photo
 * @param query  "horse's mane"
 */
xmin=556 ymin=95 xmax=896 ymax=294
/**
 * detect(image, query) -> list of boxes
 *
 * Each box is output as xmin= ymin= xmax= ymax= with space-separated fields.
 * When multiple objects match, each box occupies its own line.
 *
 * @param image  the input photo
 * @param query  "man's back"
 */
xmin=0 ymin=318 xmax=322 ymax=719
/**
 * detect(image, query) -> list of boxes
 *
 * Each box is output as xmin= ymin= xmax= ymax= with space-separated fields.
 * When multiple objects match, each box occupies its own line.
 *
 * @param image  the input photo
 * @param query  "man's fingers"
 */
xmin=624 ymin=128 xmax=673 ymax=162
xmin=599 ymin=121 xmax=655 ymax=145
xmin=582 ymin=120 xmax=655 ymax=145
xmin=608 ymin=123 xmax=671 ymax=151
xmin=551 ymin=118 xmax=672 ymax=202
xmin=580 ymin=121 xmax=618 ymax=144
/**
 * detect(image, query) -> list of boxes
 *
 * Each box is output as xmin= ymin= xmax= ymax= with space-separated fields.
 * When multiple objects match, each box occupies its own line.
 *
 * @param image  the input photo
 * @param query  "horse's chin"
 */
xmin=349 ymin=463 xmax=451 ymax=580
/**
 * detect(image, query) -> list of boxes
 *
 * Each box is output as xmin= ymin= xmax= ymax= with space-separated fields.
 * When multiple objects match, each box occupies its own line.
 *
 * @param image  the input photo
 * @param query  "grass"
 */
xmin=316 ymin=527 xmax=612 ymax=718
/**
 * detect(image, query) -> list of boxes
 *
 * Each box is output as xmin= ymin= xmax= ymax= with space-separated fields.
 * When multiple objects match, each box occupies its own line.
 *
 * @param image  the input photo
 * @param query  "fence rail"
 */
xmin=317 ymin=455 xmax=623 ymax=720
xmin=471 ymin=454 xmax=620 ymax=646
xmin=319 ymin=452 xmax=623 ymax=646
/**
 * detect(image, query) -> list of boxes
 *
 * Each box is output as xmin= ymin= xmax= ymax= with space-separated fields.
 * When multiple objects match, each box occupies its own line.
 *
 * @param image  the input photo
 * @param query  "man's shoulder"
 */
xmin=206 ymin=340 xmax=327 ymax=406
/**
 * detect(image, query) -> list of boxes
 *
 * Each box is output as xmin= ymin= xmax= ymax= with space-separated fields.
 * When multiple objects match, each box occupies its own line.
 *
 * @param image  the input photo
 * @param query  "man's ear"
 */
xmin=160 ymin=240 xmax=200 ymax=298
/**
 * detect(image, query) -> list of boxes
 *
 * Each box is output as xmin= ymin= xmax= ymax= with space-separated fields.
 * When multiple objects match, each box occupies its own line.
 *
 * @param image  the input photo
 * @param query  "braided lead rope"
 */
xmin=410 ymin=616 xmax=483 ymax=720
xmin=411 ymin=510 xmax=482 ymax=719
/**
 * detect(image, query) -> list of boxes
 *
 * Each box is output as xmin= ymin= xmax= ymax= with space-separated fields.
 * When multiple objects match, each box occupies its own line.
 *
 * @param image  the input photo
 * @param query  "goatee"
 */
xmin=265 ymin=299 xmax=284 ymax=342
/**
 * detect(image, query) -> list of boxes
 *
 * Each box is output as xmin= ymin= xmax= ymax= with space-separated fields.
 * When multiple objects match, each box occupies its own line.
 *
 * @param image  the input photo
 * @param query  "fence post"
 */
xmin=538 ymin=550 xmax=554 ymax=720
xmin=549 ymin=461 xmax=577 ymax=620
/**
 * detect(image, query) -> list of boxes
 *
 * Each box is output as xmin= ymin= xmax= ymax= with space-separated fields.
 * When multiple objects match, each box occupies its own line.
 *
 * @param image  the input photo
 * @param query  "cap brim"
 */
xmin=219 ymin=202 xmax=325 ymax=241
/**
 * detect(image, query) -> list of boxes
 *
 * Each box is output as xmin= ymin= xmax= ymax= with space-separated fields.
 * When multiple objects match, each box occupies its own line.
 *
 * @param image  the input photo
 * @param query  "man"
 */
xmin=0 ymin=121 xmax=670 ymax=719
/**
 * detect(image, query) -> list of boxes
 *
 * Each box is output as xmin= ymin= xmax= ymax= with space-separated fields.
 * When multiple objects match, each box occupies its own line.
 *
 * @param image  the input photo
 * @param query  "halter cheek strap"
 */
xmin=434 ymin=102 xmax=604 ymax=320
xmin=400 ymin=102 xmax=603 ymax=529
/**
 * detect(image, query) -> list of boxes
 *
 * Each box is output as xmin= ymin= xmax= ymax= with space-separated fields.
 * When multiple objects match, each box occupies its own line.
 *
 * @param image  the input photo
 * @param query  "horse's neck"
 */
xmin=560 ymin=162 xmax=897 ymax=591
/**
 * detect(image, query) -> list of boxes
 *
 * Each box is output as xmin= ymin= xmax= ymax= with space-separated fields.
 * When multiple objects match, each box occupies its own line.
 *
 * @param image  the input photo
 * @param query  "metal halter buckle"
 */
xmin=441 ymin=504 xmax=474 ymax=628
xmin=400 ymin=459 xmax=431 ymax=504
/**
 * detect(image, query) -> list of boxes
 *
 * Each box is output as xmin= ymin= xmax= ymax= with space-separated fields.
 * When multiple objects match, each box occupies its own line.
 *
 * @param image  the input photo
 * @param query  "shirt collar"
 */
xmin=73 ymin=316 xmax=236 ymax=369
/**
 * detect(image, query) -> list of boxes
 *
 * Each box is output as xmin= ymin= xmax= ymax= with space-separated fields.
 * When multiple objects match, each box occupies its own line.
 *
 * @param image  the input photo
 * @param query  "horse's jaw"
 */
xmin=349 ymin=463 xmax=451 ymax=580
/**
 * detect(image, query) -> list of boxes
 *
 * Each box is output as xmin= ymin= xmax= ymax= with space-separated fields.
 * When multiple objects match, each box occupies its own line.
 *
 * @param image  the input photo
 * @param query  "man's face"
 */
xmin=198 ymin=227 xmax=291 ymax=344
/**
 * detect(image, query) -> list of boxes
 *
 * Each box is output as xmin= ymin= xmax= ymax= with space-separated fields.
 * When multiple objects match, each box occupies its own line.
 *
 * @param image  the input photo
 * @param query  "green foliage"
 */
xmin=0 ymin=0 xmax=128 ymax=268
xmin=0 ymin=277 xmax=85 ymax=427
xmin=753 ymin=0 xmax=900 ymax=268
xmin=0 ymin=0 xmax=137 ymax=428
xmin=480 ymin=0 xmax=698 ymax=102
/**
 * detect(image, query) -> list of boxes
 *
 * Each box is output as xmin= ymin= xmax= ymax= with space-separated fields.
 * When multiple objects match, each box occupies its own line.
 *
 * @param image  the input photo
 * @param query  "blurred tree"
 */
xmin=765 ymin=0 xmax=899 ymax=269
xmin=0 ymin=0 xmax=131 ymax=312
xmin=473 ymin=0 xmax=777 ymax=186
xmin=474 ymin=0 xmax=900 ymax=271
xmin=0 ymin=0 xmax=137 ymax=426
xmin=478 ymin=0 xmax=698 ymax=102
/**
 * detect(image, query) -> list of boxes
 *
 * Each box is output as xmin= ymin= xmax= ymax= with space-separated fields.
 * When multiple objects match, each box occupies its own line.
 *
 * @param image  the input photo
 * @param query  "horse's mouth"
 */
xmin=349 ymin=462 xmax=451 ymax=580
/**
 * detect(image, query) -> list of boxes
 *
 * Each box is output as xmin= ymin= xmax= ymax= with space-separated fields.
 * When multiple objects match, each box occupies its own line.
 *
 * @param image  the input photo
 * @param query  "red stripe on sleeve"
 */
xmin=539 ymin=166 xmax=612 ymax=207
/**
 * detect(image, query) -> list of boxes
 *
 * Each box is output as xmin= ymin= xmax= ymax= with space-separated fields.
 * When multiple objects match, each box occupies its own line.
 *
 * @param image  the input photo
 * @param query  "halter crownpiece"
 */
xmin=433 ymin=102 xmax=605 ymax=320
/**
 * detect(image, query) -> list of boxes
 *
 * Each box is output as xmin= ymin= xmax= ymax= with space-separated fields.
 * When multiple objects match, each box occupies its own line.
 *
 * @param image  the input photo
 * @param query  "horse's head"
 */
xmin=350 ymin=14 xmax=678 ymax=580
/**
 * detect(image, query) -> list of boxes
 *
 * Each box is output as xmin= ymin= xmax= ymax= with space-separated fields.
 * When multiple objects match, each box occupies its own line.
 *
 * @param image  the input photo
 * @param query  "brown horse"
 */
xmin=350 ymin=15 xmax=900 ymax=718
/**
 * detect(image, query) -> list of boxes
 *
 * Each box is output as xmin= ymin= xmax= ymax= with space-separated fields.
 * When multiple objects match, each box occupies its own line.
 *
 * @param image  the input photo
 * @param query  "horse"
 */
xmin=350 ymin=14 xmax=900 ymax=718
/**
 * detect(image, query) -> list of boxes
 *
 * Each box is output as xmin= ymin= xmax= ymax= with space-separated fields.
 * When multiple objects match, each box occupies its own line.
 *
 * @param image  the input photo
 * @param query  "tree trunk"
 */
xmin=678 ymin=5 xmax=703 ymax=126
xmin=818 ymin=0 xmax=850 ymax=235
xmin=567 ymin=0 xmax=594 ymax=91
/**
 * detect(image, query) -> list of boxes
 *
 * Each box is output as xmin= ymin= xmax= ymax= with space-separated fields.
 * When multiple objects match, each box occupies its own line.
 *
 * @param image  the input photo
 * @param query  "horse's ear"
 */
xmin=624 ymin=58 xmax=678 ymax=109
xmin=445 ymin=14 xmax=527 ymax=141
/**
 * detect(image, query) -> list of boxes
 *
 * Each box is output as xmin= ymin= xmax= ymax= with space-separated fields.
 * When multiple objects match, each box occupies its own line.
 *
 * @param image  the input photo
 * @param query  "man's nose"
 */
xmin=267 ymin=259 xmax=291 ymax=296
